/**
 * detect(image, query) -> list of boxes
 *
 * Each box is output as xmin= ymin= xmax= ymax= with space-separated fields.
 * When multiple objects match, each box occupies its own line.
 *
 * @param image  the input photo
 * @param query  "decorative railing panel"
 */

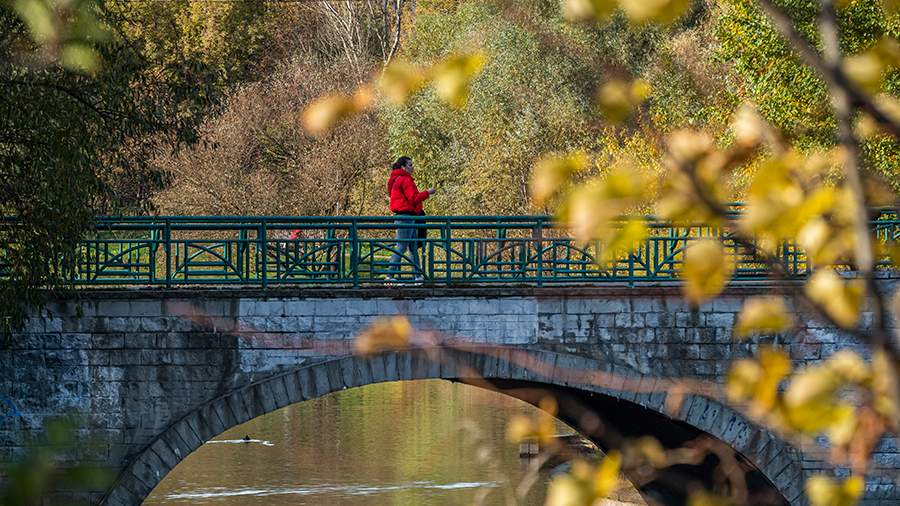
xmin=1 ymin=214 xmax=898 ymax=287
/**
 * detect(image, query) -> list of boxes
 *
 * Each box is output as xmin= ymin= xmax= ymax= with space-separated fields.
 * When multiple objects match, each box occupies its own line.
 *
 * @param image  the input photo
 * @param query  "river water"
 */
xmin=144 ymin=380 xmax=645 ymax=505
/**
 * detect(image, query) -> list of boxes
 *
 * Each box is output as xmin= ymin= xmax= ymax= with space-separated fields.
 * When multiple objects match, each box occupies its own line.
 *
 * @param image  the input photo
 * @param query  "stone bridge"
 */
xmin=3 ymin=285 xmax=898 ymax=505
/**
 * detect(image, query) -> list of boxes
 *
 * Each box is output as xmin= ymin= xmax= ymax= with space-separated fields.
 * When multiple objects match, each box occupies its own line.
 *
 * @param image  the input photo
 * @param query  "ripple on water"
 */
xmin=205 ymin=439 xmax=275 ymax=447
xmin=166 ymin=481 xmax=500 ymax=501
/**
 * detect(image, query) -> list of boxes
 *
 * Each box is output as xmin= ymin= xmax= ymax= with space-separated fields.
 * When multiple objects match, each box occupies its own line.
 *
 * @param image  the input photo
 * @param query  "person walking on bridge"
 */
xmin=385 ymin=156 xmax=434 ymax=283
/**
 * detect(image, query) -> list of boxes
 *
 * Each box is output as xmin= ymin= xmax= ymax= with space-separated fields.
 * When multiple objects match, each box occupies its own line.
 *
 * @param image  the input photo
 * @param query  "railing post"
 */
xmin=350 ymin=220 xmax=359 ymax=287
xmin=445 ymin=218 xmax=452 ymax=285
xmin=536 ymin=219 xmax=544 ymax=287
xmin=164 ymin=219 xmax=172 ymax=288
xmin=260 ymin=218 xmax=268 ymax=289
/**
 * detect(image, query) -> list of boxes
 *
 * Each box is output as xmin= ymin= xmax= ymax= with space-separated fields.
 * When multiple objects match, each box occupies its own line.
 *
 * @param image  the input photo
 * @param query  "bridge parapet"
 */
xmin=2 ymin=214 xmax=898 ymax=287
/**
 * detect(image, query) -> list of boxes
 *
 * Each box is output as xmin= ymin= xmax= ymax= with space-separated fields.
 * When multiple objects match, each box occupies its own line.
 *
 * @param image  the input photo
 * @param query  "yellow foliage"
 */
xmin=880 ymin=0 xmax=900 ymax=14
xmin=680 ymin=239 xmax=734 ymax=304
xmin=353 ymin=316 xmax=412 ymax=355
xmin=783 ymin=365 xmax=857 ymax=437
xmin=733 ymin=296 xmax=794 ymax=339
xmin=805 ymin=270 xmax=864 ymax=328
xmin=806 ymin=475 xmax=864 ymax=506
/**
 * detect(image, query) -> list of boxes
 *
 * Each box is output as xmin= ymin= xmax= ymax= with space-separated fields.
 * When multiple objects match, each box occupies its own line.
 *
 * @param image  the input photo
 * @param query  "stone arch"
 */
xmin=101 ymin=348 xmax=806 ymax=506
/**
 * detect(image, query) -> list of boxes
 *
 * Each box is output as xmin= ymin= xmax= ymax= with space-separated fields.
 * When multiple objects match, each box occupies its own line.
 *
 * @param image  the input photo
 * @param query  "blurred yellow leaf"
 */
xmin=593 ymin=450 xmax=621 ymax=498
xmin=666 ymin=129 xmax=715 ymax=166
xmin=596 ymin=80 xmax=633 ymax=122
xmin=828 ymin=350 xmax=871 ymax=383
xmin=602 ymin=218 xmax=648 ymax=263
xmin=379 ymin=60 xmax=426 ymax=104
xmin=560 ymin=163 xmax=648 ymax=245
xmin=631 ymin=436 xmax=667 ymax=468
xmin=872 ymin=348 xmax=900 ymax=427
xmin=880 ymin=0 xmax=900 ymax=14
xmin=431 ymin=51 xmax=486 ymax=108
xmin=506 ymin=411 xmax=557 ymax=445
xmin=619 ymin=0 xmax=691 ymax=24
xmin=13 ymin=0 xmax=56 ymax=42
xmin=797 ymin=218 xmax=854 ymax=267
xmin=805 ymin=270 xmax=864 ymax=328
xmin=301 ymin=94 xmax=356 ymax=136
xmin=681 ymin=239 xmax=733 ymax=304
xmin=545 ymin=455 xmax=623 ymax=506
xmin=826 ymin=404 xmax=859 ymax=446
xmin=687 ymin=490 xmax=733 ymax=506
xmin=60 ymin=42 xmax=99 ymax=74
xmin=734 ymin=296 xmax=794 ymax=339
xmin=563 ymin=183 xmax=608 ymax=244
xmin=843 ymin=38 xmax=900 ymax=92
xmin=506 ymin=415 xmax=535 ymax=443
xmin=784 ymin=366 xmax=839 ymax=410
xmin=856 ymin=94 xmax=900 ymax=137
xmin=739 ymin=153 xmax=840 ymax=250
xmin=595 ymin=79 xmax=651 ymax=122
xmin=727 ymin=347 xmax=791 ymax=416
xmin=561 ymin=0 xmax=616 ymax=21
xmin=531 ymin=151 xmax=588 ymax=207
xmin=630 ymin=79 xmax=652 ymax=102
xmin=806 ymin=475 xmax=864 ymax=506
xmin=782 ymin=364 xmax=858 ymax=439
xmin=354 ymin=316 xmax=412 ymax=355
xmin=732 ymin=104 xmax=766 ymax=148
xmin=545 ymin=473 xmax=589 ymax=506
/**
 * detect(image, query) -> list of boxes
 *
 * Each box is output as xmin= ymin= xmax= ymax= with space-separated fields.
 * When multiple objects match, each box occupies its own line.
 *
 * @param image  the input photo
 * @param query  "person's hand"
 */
xmin=428 ymin=188 xmax=436 ymax=194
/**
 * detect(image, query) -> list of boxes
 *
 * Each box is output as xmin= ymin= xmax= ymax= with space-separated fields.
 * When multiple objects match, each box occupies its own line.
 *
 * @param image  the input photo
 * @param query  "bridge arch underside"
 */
xmin=104 ymin=349 xmax=803 ymax=506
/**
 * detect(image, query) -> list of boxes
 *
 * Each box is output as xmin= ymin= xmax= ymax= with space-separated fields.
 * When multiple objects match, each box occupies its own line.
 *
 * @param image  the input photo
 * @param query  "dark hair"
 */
xmin=391 ymin=156 xmax=412 ymax=170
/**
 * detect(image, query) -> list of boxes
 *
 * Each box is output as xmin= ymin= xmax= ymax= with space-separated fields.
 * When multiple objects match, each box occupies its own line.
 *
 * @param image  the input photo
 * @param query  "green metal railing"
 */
xmin=1 ymin=214 xmax=899 ymax=287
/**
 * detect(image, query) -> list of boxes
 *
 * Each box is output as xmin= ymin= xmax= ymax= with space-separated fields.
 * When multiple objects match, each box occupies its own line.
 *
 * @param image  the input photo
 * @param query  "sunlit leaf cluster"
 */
xmin=302 ymin=50 xmax=486 ymax=136
xmin=728 ymin=347 xmax=898 ymax=472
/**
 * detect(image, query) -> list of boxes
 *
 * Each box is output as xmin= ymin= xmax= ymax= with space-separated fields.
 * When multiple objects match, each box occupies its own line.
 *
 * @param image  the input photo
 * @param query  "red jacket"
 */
xmin=387 ymin=168 xmax=429 ymax=214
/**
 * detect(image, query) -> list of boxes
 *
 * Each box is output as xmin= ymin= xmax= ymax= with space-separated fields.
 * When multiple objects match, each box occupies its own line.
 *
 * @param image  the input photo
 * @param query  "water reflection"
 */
xmin=144 ymin=380 xmax=645 ymax=505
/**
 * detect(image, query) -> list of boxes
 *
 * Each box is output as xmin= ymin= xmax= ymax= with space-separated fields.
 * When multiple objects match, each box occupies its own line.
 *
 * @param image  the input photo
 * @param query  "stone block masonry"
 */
xmin=3 ymin=283 xmax=898 ymax=505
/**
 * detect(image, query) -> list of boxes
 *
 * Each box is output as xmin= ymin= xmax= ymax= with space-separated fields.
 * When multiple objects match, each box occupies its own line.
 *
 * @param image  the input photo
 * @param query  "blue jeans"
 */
xmin=388 ymin=218 xmax=421 ymax=276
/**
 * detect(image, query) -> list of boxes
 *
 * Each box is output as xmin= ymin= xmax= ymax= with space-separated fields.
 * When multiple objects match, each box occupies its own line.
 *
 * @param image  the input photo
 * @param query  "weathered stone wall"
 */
xmin=1 ymin=285 xmax=897 ymax=504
